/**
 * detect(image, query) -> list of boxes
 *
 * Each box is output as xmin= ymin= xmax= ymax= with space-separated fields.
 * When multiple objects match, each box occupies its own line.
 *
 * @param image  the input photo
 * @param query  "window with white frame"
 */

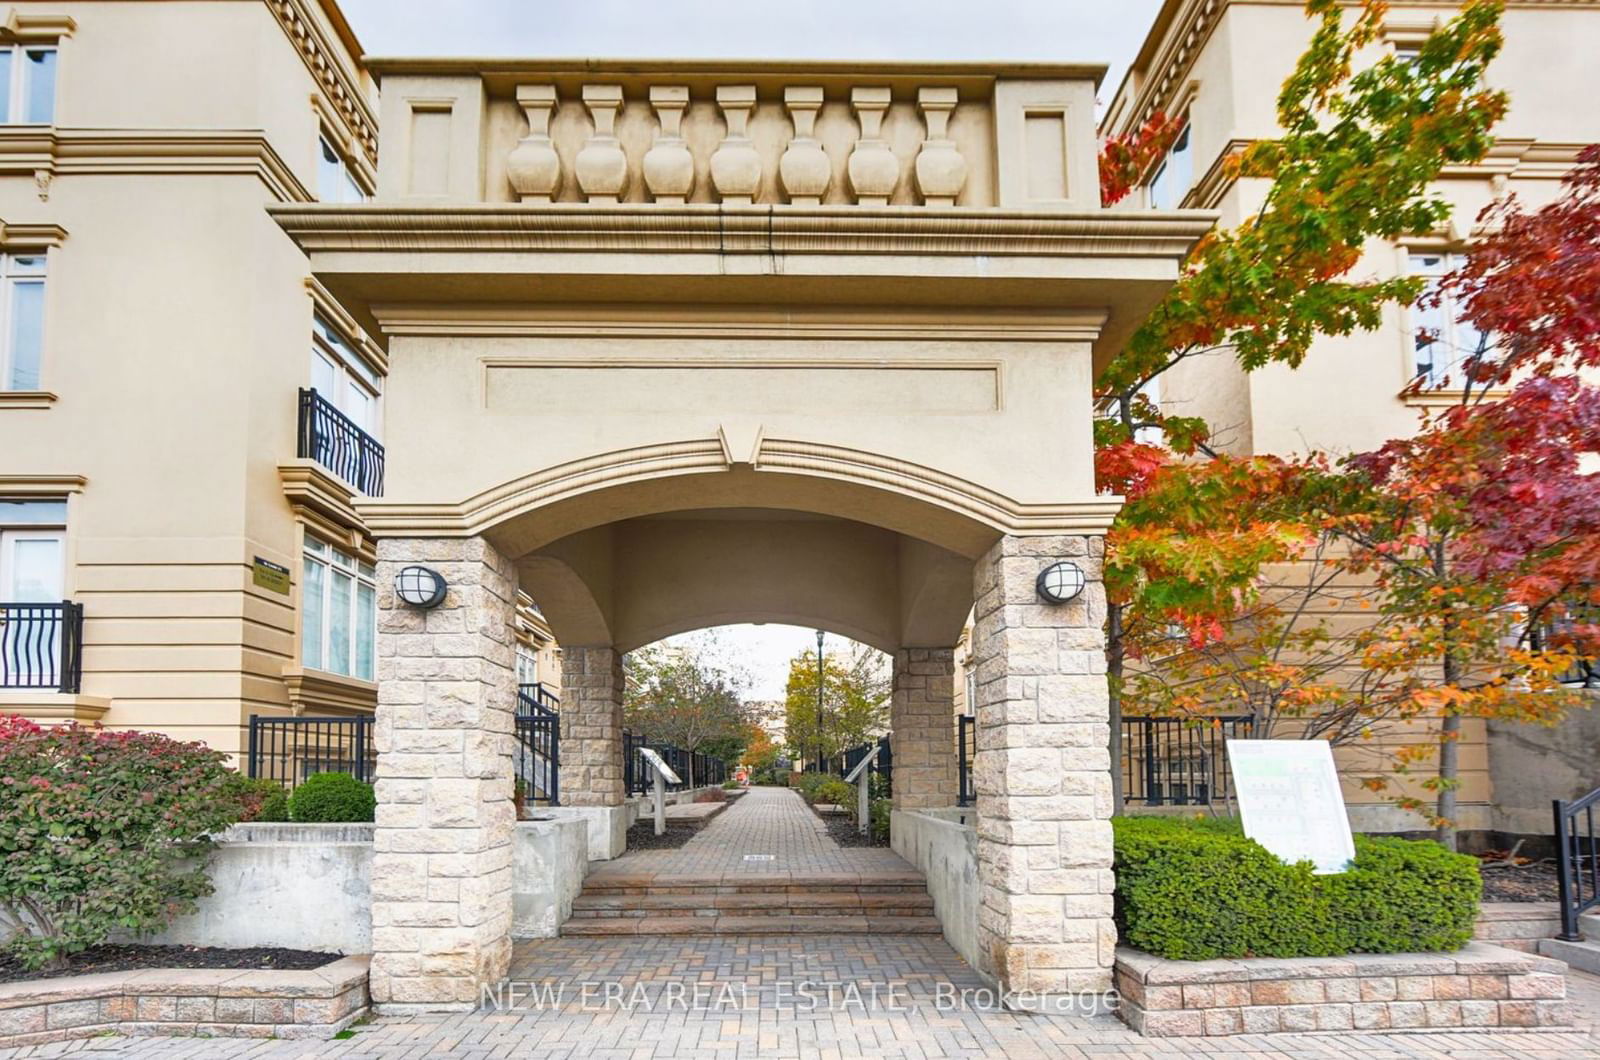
xmin=1408 ymin=251 xmax=1492 ymax=387
xmin=0 ymin=45 xmax=56 ymax=124
xmin=301 ymin=538 xmax=376 ymax=681
xmin=311 ymin=314 xmax=381 ymax=438
xmin=317 ymin=134 xmax=367 ymax=204
xmin=0 ymin=498 xmax=65 ymax=603
xmin=516 ymin=645 xmax=539 ymax=687
xmin=0 ymin=253 xmax=46 ymax=391
xmin=1149 ymin=121 xmax=1193 ymax=210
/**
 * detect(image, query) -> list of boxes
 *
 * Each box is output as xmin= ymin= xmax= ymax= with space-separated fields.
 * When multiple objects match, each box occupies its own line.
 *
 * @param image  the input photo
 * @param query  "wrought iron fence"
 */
xmin=1121 ymin=715 xmax=1255 ymax=807
xmin=958 ymin=715 xmax=976 ymax=806
xmin=246 ymin=714 xmax=375 ymax=790
xmin=515 ymin=684 xmax=560 ymax=805
xmin=1555 ymin=787 xmax=1600 ymax=941
xmin=623 ymin=729 xmax=728 ymax=795
xmin=0 ymin=601 xmax=84 ymax=693
xmin=828 ymin=735 xmax=893 ymax=797
xmin=297 ymin=387 xmax=385 ymax=497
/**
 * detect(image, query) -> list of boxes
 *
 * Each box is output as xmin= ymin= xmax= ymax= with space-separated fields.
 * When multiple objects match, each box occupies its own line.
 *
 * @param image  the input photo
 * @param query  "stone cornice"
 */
xmin=1187 ymin=137 xmax=1591 ymax=210
xmin=0 ymin=473 xmax=85 ymax=494
xmin=355 ymin=436 xmax=1125 ymax=541
xmin=0 ymin=128 xmax=312 ymax=203
xmin=263 ymin=0 xmax=377 ymax=166
xmin=279 ymin=459 xmax=370 ymax=553
xmin=0 ymin=9 xmax=76 ymax=41
xmin=269 ymin=204 xmax=1216 ymax=259
xmin=1107 ymin=0 xmax=1600 ymax=137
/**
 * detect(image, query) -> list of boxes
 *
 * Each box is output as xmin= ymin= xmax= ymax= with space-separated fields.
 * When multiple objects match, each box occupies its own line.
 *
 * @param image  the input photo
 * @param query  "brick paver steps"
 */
xmin=565 ymin=786 xmax=941 ymax=936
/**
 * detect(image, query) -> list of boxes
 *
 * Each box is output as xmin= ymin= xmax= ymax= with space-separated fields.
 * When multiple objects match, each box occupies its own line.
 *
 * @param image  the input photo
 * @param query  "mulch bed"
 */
xmin=624 ymin=818 xmax=700 ymax=850
xmin=1479 ymin=856 xmax=1562 ymax=902
xmin=810 ymin=803 xmax=890 ymax=848
xmin=0 ymin=943 xmax=343 ymax=985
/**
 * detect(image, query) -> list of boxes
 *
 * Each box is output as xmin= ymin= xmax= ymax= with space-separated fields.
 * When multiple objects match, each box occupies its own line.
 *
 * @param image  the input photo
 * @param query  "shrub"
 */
xmin=220 ymin=773 xmax=289 ymax=823
xmin=1113 ymin=815 xmax=1480 ymax=960
xmin=288 ymin=772 xmax=375 ymax=823
xmin=722 ymin=779 xmax=741 ymax=790
xmin=792 ymin=772 xmax=831 ymax=802
xmin=0 ymin=717 xmax=241 ymax=971
xmin=868 ymin=798 xmax=892 ymax=843
xmin=812 ymin=777 xmax=855 ymax=809
xmin=694 ymin=787 xmax=727 ymax=803
xmin=254 ymin=788 xmax=291 ymax=822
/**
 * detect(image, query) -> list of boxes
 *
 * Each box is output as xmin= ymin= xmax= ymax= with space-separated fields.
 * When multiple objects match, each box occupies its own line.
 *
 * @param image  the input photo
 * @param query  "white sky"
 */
xmin=336 ymin=0 xmax=1162 ymax=699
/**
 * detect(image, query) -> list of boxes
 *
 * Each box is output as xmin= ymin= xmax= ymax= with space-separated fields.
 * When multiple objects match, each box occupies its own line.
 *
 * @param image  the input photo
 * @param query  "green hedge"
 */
xmin=288 ymin=772 xmax=375 ymax=823
xmin=1113 ymin=816 xmax=1480 ymax=960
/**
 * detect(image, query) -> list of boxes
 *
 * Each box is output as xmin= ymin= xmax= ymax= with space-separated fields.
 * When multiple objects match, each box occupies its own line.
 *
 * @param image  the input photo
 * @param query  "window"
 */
xmin=302 ymin=538 xmax=376 ymax=681
xmin=311 ymin=314 xmax=380 ymax=438
xmin=0 ymin=499 xmax=65 ymax=602
xmin=1149 ymin=122 xmax=1193 ymax=210
xmin=1408 ymin=252 xmax=1492 ymax=387
xmin=0 ymin=253 xmax=45 ymax=391
xmin=0 ymin=45 xmax=56 ymax=124
xmin=317 ymin=134 xmax=367 ymax=204
xmin=516 ymin=645 xmax=539 ymax=687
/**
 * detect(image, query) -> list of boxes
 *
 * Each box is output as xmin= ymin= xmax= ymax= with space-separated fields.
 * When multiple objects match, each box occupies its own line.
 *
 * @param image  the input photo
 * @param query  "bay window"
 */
xmin=302 ymin=538 xmax=376 ymax=681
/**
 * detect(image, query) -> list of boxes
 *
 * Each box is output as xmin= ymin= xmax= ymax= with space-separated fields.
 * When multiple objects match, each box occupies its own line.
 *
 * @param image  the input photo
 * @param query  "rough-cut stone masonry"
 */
xmin=890 ymin=647 xmax=959 ymax=811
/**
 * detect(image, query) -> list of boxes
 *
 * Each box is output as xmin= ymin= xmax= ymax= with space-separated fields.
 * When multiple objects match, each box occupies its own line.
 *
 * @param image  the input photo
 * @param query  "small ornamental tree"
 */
xmin=782 ymin=643 xmax=890 ymax=765
xmin=0 ymin=717 xmax=240 ymax=971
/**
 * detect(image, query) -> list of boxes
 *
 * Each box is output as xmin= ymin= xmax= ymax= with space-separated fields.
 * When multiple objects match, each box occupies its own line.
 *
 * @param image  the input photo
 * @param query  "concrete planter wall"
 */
xmin=891 ymin=808 xmax=982 ymax=974
xmin=136 ymin=819 xmax=590 ymax=953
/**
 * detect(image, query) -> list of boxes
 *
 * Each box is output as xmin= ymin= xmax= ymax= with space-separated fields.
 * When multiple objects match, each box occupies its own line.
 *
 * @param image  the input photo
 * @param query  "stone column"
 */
xmin=890 ymin=648 xmax=959 ymax=810
xmin=970 ymin=534 xmax=1115 ymax=998
xmin=559 ymin=645 xmax=625 ymax=806
xmin=370 ymin=536 xmax=518 ymax=1010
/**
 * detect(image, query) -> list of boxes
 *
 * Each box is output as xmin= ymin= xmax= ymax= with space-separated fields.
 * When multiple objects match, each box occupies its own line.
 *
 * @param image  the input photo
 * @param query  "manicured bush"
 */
xmin=1113 ymin=815 xmax=1480 ymax=960
xmin=288 ymin=771 xmax=375 ymax=823
xmin=722 ymin=779 xmax=741 ymax=790
xmin=254 ymin=788 xmax=291 ymax=823
xmin=0 ymin=717 xmax=241 ymax=971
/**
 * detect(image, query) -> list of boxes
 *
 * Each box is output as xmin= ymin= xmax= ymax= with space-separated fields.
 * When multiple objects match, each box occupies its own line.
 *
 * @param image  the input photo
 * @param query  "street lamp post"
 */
xmin=815 ymin=629 xmax=826 ymax=774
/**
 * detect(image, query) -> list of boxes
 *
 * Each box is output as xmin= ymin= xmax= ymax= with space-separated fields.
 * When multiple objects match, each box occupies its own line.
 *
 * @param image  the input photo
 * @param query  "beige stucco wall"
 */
xmin=0 ymin=0 xmax=380 ymax=754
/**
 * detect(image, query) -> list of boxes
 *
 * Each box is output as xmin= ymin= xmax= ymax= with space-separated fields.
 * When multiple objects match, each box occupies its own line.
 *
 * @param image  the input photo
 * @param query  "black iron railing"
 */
xmin=0 ymin=601 xmax=83 ymax=693
xmin=624 ymin=729 xmax=728 ymax=795
xmin=958 ymin=715 xmax=976 ymax=806
xmin=297 ymin=388 xmax=384 ymax=497
xmin=1121 ymin=715 xmax=1255 ymax=807
xmin=247 ymin=714 xmax=375 ymax=790
xmin=515 ymin=684 xmax=559 ymax=805
xmin=828 ymin=735 xmax=893 ymax=797
xmin=1555 ymin=787 xmax=1600 ymax=941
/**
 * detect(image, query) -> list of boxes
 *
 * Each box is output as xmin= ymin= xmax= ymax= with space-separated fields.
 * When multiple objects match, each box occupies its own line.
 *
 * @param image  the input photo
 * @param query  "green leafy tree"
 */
xmin=624 ymin=638 xmax=751 ymax=756
xmin=783 ymin=642 xmax=890 ymax=764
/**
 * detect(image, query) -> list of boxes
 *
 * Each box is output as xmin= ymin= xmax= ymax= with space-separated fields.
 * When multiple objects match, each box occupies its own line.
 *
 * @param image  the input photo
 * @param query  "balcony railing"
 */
xmin=0 ymin=601 xmax=83 ymax=693
xmin=297 ymin=388 xmax=384 ymax=497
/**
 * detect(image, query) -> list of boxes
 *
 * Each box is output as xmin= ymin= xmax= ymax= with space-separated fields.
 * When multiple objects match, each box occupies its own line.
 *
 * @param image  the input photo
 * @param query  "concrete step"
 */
xmin=1581 ymin=912 xmax=1600 ymax=940
xmin=568 ymin=892 xmax=935 ymax=918
xmin=562 ymin=914 xmax=943 ymax=937
xmin=1538 ymin=936 xmax=1600 ymax=975
xmin=577 ymin=874 xmax=928 ymax=898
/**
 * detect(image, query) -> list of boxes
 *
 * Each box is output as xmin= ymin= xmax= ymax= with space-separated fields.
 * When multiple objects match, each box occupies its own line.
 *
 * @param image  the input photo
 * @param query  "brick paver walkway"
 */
xmin=5 ymin=792 xmax=1597 ymax=1058
xmin=586 ymin=786 xmax=912 ymax=880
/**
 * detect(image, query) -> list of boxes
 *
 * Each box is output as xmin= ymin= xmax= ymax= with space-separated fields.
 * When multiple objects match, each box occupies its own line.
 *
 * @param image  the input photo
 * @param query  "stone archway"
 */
xmin=366 ymin=459 xmax=1114 ymax=1010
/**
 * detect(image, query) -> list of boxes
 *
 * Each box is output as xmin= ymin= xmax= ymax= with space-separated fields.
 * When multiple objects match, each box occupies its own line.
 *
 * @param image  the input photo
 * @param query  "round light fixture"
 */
xmin=394 ymin=565 xmax=448 ymax=609
xmin=1036 ymin=561 xmax=1086 ymax=604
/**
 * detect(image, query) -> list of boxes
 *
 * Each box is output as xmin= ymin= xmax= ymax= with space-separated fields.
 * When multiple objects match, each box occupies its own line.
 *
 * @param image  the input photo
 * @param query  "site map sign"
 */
xmin=1225 ymin=739 xmax=1356 ymax=875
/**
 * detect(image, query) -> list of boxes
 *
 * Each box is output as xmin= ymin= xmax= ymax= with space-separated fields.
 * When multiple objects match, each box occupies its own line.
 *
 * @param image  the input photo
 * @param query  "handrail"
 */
xmin=1554 ymin=786 xmax=1600 ymax=941
xmin=0 ymin=600 xmax=83 ymax=693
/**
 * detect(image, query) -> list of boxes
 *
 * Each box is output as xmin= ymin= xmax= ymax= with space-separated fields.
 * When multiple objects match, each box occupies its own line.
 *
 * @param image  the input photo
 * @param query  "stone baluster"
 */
xmin=575 ymin=84 xmax=628 ymax=204
xmin=507 ymin=85 xmax=560 ymax=203
xmin=847 ymin=86 xmax=898 ymax=206
xmin=779 ymin=86 xmax=829 ymax=205
xmin=915 ymin=87 xmax=966 ymax=207
xmin=710 ymin=85 xmax=761 ymax=204
xmin=642 ymin=85 xmax=694 ymax=204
